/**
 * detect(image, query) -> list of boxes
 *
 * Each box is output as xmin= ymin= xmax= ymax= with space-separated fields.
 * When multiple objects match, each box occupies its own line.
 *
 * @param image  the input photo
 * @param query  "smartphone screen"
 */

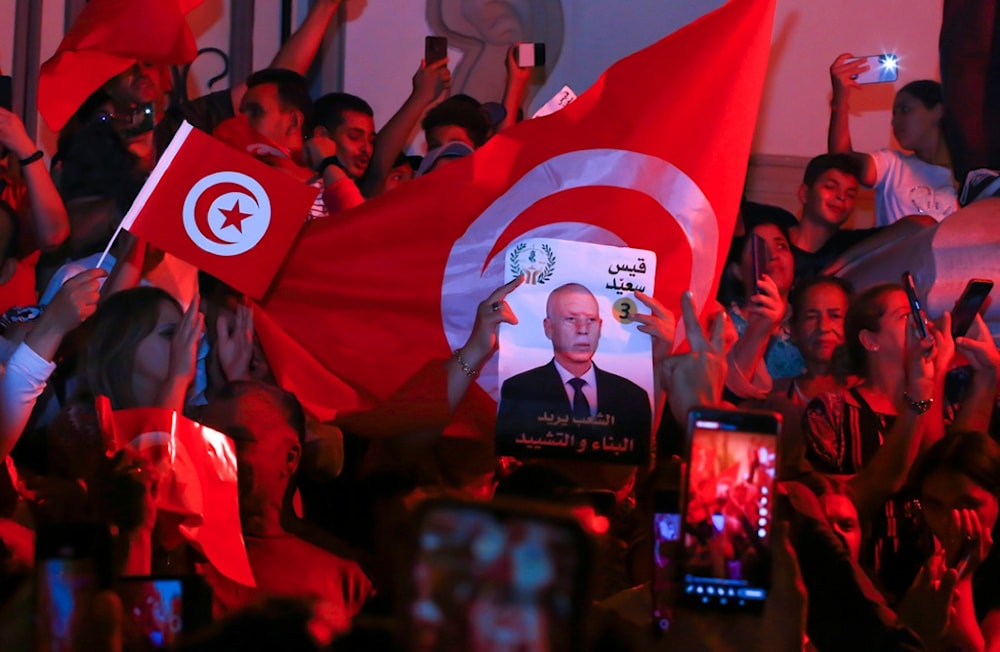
xmin=652 ymin=486 xmax=683 ymax=631
xmin=425 ymin=36 xmax=448 ymax=65
xmin=951 ymin=279 xmax=993 ymax=339
xmin=902 ymin=271 xmax=929 ymax=339
xmin=118 ymin=578 xmax=184 ymax=651
xmin=407 ymin=500 xmax=590 ymax=652
xmin=515 ymin=43 xmax=546 ymax=68
xmin=681 ymin=408 xmax=780 ymax=612
xmin=847 ymin=53 xmax=899 ymax=85
xmin=35 ymin=524 xmax=112 ymax=652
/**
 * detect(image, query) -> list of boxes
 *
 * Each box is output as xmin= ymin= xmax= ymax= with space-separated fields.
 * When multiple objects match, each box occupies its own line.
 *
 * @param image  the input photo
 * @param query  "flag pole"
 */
xmin=94 ymin=220 xmax=125 ymax=270
xmin=95 ymin=120 xmax=195 ymax=270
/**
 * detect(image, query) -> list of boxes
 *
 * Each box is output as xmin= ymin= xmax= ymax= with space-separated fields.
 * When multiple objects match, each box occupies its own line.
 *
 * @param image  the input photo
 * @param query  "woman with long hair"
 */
xmin=802 ymin=283 xmax=949 ymax=599
xmin=905 ymin=430 xmax=1000 ymax=649
xmin=829 ymin=57 xmax=957 ymax=226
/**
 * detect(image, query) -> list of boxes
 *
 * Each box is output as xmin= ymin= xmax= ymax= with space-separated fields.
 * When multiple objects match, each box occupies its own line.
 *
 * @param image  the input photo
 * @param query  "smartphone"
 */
xmin=951 ymin=279 xmax=994 ymax=339
xmin=847 ymin=53 xmax=900 ymax=85
xmin=425 ymin=36 xmax=448 ymax=65
xmin=0 ymin=76 xmax=11 ymax=112
xmin=952 ymin=537 xmax=977 ymax=579
xmin=117 ymin=576 xmax=212 ymax=651
xmin=651 ymin=459 xmax=685 ymax=632
xmin=403 ymin=498 xmax=592 ymax=652
xmin=751 ymin=233 xmax=767 ymax=294
xmin=515 ymin=43 xmax=546 ymax=68
xmin=902 ymin=271 xmax=929 ymax=339
xmin=680 ymin=408 xmax=781 ymax=612
xmin=35 ymin=523 xmax=113 ymax=652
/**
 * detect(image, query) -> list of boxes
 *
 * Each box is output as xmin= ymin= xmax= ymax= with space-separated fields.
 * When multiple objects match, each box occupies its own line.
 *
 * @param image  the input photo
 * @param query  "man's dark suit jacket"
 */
xmin=495 ymin=360 xmax=651 ymax=460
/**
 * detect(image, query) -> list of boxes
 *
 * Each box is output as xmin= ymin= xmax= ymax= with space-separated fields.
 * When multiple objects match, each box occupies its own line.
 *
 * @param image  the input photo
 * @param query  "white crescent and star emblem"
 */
xmin=182 ymin=171 xmax=271 ymax=256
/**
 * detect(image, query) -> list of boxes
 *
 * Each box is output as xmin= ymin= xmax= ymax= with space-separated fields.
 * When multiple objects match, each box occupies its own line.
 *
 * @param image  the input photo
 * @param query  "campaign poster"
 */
xmin=496 ymin=238 xmax=656 ymax=464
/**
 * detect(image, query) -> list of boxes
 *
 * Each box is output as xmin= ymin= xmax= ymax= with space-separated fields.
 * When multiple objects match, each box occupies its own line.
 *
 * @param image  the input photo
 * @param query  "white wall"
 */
xmin=756 ymin=0 xmax=943 ymax=157
xmin=0 ymin=0 xmax=14 ymax=76
xmin=340 ymin=0 xmax=943 ymax=158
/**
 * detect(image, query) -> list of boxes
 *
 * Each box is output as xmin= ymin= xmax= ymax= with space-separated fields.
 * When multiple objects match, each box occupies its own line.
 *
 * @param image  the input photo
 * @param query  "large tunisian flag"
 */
xmin=256 ymin=0 xmax=777 ymax=428
xmin=38 ymin=0 xmax=203 ymax=132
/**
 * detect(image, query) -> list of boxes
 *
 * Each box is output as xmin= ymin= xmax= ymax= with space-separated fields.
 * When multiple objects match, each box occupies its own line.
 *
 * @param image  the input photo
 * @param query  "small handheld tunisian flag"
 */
xmin=256 ymin=0 xmax=776 ymax=429
xmin=38 ymin=0 xmax=203 ymax=132
xmin=120 ymin=121 xmax=317 ymax=298
xmin=96 ymin=397 xmax=255 ymax=587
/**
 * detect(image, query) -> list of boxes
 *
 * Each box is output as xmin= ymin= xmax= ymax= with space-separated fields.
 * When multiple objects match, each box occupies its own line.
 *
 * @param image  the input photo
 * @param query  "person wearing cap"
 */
xmin=416 ymin=140 xmax=475 ymax=177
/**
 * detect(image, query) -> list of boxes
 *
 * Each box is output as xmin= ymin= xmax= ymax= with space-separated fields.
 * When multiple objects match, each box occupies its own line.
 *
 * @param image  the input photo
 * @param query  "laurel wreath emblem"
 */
xmin=509 ymin=242 xmax=556 ymax=284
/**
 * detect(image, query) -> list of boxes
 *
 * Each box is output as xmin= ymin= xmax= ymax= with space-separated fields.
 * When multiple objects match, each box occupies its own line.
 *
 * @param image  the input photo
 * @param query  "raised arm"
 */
xmin=950 ymin=313 xmax=1000 ymax=434
xmin=447 ymin=276 xmax=523 ymax=412
xmin=727 ymin=273 xmax=784 ymax=396
xmin=660 ymin=291 xmax=729 ymax=427
xmin=445 ymin=276 xmax=524 ymax=412
xmin=0 ymin=108 xmax=70 ymax=251
xmin=828 ymin=53 xmax=877 ymax=186
xmin=1 ymin=268 xmax=105 ymax=457
xmin=848 ymin=323 xmax=938 ymax=520
xmin=360 ymin=59 xmax=450 ymax=198
xmin=498 ymin=45 xmax=532 ymax=133
xmin=229 ymin=0 xmax=344 ymax=113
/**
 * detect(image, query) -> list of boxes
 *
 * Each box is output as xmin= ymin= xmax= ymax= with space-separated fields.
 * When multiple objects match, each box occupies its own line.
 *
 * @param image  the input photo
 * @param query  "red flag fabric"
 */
xmin=120 ymin=121 xmax=317 ymax=298
xmin=212 ymin=115 xmax=315 ymax=184
xmin=96 ymin=398 xmax=255 ymax=587
xmin=38 ymin=0 xmax=203 ymax=132
xmin=256 ymin=0 xmax=776 ymax=426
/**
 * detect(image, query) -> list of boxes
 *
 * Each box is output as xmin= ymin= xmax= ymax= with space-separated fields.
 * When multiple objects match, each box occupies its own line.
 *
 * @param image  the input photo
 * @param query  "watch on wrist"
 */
xmin=903 ymin=392 xmax=933 ymax=415
xmin=317 ymin=155 xmax=346 ymax=175
xmin=18 ymin=150 xmax=44 ymax=167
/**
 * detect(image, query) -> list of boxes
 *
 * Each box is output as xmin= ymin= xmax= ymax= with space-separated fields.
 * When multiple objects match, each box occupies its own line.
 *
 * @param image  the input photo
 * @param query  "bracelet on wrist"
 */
xmin=18 ymin=150 xmax=43 ymax=167
xmin=452 ymin=349 xmax=480 ymax=378
xmin=903 ymin=392 xmax=933 ymax=415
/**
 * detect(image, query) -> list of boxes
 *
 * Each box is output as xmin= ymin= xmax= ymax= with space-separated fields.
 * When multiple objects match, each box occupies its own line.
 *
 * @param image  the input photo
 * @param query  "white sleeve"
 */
xmin=0 ymin=342 xmax=56 ymax=454
xmin=868 ymin=148 xmax=897 ymax=189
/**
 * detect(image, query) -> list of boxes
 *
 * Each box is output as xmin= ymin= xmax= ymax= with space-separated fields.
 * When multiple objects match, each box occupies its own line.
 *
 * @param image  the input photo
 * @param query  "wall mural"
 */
xmin=427 ymin=0 xmax=564 ymax=106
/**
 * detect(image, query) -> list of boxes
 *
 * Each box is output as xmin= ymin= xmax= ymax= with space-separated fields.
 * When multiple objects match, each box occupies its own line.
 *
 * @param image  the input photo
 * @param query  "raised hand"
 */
xmin=41 ymin=268 xmax=106 ymax=335
xmin=661 ymin=291 xmax=728 ymax=423
xmin=461 ymin=275 xmax=524 ymax=365
xmin=0 ymin=107 xmax=37 ymax=159
xmin=830 ymin=53 xmax=868 ymax=101
xmin=746 ymin=273 xmax=785 ymax=333
xmin=169 ymin=295 xmax=205 ymax=387
xmin=25 ymin=268 xmax=107 ymax=362
xmin=904 ymin=311 xmax=937 ymax=402
xmin=633 ymin=291 xmax=677 ymax=366
xmin=216 ymin=301 xmax=254 ymax=382
xmin=413 ymin=58 xmax=451 ymax=104
xmin=955 ymin=313 xmax=1000 ymax=375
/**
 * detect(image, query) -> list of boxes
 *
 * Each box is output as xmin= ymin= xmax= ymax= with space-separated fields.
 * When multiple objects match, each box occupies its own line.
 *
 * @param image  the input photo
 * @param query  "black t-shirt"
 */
xmin=792 ymin=228 xmax=880 ymax=282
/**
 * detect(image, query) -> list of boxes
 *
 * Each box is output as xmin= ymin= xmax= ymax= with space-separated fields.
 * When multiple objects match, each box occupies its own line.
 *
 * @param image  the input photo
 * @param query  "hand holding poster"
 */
xmin=497 ymin=239 xmax=656 ymax=464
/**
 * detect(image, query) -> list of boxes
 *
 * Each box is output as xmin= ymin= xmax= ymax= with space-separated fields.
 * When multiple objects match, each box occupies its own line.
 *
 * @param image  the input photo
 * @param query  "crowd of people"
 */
xmin=1 ymin=0 xmax=1000 ymax=650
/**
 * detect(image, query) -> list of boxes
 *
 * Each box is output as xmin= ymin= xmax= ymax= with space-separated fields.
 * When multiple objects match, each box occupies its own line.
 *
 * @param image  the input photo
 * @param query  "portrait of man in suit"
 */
xmin=496 ymin=282 xmax=651 ymax=458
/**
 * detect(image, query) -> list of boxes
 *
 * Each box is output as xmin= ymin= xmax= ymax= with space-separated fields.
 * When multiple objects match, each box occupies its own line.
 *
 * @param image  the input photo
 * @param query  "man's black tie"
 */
xmin=568 ymin=377 xmax=590 ymax=421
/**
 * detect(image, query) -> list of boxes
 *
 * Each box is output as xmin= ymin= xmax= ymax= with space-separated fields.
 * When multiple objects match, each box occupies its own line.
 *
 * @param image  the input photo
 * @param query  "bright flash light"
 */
xmin=881 ymin=54 xmax=899 ymax=73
